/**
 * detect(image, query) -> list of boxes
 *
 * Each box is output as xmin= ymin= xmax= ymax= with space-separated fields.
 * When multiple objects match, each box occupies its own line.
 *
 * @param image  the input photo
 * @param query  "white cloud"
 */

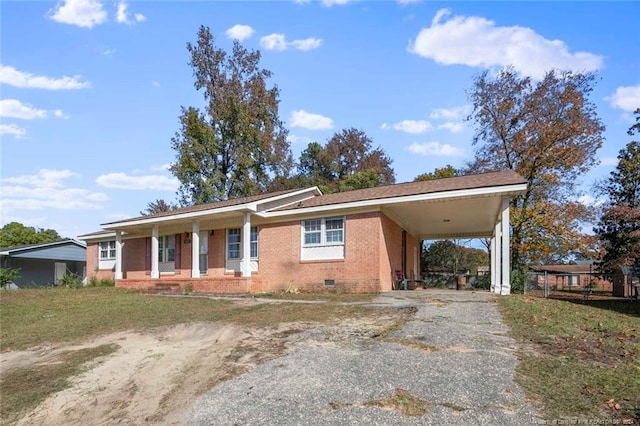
xmin=260 ymin=34 xmax=322 ymax=51
xmin=409 ymin=9 xmax=603 ymax=79
xmin=294 ymin=0 xmax=311 ymax=4
xmin=0 ymin=99 xmax=47 ymax=120
xmin=397 ymin=0 xmax=422 ymax=4
xmin=287 ymin=134 xmax=311 ymax=145
xmin=260 ymin=34 xmax=288 ymax=51
xmin=0 ymin=124 xmax=27 ymax=138
xmin=0 ymin=65 xmax=90 ymax=90
xmin=578 ymin=194 xmax=604 ymax=207
xmin=600 ymin=157 xmax=618 ymax=167
xmin=151 ymin=81 xmax=160 ymax=88
xmin=606 ymin=85 xmax=640 ymax=113
xmin=429 ymin=105 xmax=470 ymax=120
xmin=322 ymin=0 xmax=353 ymax=6
xmin=389 ymin=120 xmax=433 ymax=134
xmin=0 ymin=169 xmax=108 ymax=213
xmin=116 ymin=1 xmax=145 ymax=25
xmin=151 ymin=163 xmax=171 ymax=171
xmin=407 ymin=141 xmax=465 ymax=156
xmin=290 ymin=110 xmax=334 ymax=130
xmin=0 ymin=99 xmax=67 ymax=120
xmin=226 ymin=24 xmax=255 ymax=42
xmin=290 ymin=38 xmax=323 ymax=51
xmin=95 ymin=172 xmax=179 ymax=191
xmin=48 ymin=0 xmax=107 ymax=28
xmin=437 ymin=122 xmax=464 ymax=133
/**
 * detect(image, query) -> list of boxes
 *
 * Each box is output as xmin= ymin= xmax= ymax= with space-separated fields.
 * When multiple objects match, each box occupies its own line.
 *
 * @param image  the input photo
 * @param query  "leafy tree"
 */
xmin=466 ymin=68 xmax=604 ymax=270
xmin=595 ymin=110 xmax=640 ymax=271
xmin=170 ymin=26 xmax=292 ymax=205
xmin=0 ymin=222 xmax=63 ymax=247
xmin=422 ymin=240 xmax=488 ymax=274
xmin=414 ymin=165 xmax=459 ymax=182
xmin=140 ymin=199 xmax=178 ymax=216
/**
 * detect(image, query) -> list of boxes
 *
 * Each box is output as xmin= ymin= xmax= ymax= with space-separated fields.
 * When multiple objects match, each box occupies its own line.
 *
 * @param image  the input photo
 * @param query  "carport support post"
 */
xmin=241 ymin=212 xmax=251 ymax=278
xmin=493 ymin=220 xmax=502 ymax=294
xmin=151 ymin=225 xmax=159 ymax=279
xmin=490 ymin=235 xmax=496 ymax=292
xmin=115 ymin=230 xmax=123 ymax=280
xmin=500 ymin=198 xmax=511 ymax=295
xmin=191 ymin=221 xmax=200 ymax=278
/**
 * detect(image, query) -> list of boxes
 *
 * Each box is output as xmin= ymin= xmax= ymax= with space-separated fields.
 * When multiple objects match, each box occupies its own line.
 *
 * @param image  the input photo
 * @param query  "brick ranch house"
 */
xmin=79 ymin=171 xmax=527 ymax=294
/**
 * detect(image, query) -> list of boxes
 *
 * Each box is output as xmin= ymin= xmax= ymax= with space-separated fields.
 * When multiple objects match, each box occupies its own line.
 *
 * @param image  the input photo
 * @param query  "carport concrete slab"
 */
xmin=190 ymin=290 xmax=540 ymax=425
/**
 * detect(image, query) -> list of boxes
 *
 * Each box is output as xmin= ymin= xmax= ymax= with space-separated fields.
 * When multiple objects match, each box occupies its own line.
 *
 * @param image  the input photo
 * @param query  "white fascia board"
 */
xmin=261 ymin=183 xmax=527 ymax=219
xmin=101 ymin=204 xmax=257 ymax=230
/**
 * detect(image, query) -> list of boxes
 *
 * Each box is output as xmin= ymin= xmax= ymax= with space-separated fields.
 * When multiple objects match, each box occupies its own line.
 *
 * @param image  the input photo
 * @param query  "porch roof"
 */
xmin=83 ymin=170 xmax=527 ymax=240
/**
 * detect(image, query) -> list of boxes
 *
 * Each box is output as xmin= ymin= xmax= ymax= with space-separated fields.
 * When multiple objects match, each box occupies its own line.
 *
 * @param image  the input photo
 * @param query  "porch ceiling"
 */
xmin=383 ymin=194 xmax=505 ymax=240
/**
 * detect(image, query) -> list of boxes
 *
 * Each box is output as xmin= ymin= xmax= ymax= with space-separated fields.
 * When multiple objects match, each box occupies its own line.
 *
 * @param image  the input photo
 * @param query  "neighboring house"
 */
xmin=529 ymin=263 xmax=612 ymax=292
xmin=0 ymin=240 xmax=86 ymax=287
xmin=79 ymin=171 xmax=527 ymax=294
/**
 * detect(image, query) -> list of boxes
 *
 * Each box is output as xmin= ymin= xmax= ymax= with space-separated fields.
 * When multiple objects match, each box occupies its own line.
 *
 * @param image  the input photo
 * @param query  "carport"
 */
xmin=375 ymin=173 xmax=527 ymax=295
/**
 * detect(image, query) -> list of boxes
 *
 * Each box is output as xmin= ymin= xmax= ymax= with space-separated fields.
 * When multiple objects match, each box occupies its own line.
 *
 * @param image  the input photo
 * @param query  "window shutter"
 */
xmin=174 ymin=234 xmax=181 ymax=275
xmin=145 ymin=237 xmax=151 ymax=275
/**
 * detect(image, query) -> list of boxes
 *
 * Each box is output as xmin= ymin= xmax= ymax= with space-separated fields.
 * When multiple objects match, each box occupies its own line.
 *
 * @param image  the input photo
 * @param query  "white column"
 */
xmin=490 ymin=235 xmax=496 ymax=292
xmin=241 ymin=212 xmax=251 ymax=278
xmin=115 ymin=230 xmax=123 ymax=280
xmin=151 ymin=225 xmax=159 ymax=279
xmin=501 ymin=198 xmax=511 ymax=295
xmin=494 ymin=220 xmax=502 ymax=294
xmin=191 ymin=221 xmax=200 ymax=278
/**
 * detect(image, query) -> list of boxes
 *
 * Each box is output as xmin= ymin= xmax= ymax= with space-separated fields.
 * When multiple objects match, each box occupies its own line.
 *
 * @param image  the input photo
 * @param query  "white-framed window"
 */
xmin=303 ymin=217 xmax=344 ymax=246
xmin=99 ymin=241 xmax=116 ymax=260
xmin=158 ymin=235 xmax=175 ymax=263
xmin=301 ymin=217 xmax=346 ymax=261
xmin=227 ymin=227 xmax=258 ymax=260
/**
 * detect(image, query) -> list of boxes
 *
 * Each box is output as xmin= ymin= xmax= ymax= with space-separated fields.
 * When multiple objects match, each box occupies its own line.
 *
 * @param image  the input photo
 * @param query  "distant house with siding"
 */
xmin=0 ymin=240 xmax=86 ymax=287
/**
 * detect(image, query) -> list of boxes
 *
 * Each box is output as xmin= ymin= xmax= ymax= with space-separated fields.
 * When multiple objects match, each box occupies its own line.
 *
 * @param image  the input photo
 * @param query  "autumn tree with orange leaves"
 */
xmin=466 ymin=68 xmax=605 ymax=271
xmin=594 ymin=109 xmax=640 ymax=272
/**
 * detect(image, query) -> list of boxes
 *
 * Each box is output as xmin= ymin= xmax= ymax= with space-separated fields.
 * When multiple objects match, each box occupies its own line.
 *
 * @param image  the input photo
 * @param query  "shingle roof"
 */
xmin=101 ymin=188 xmax=302 ymax=226
xmin=277 ymin=170 xmax=526 ymax=211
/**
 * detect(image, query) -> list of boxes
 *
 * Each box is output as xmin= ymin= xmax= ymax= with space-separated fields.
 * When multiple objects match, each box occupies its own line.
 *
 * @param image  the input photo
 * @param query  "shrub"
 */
xmin=475 ymin=275 xmax=491 ymax=290
xmin=58 ymin=273 xmax=84 ymax=289
xmin=510 ymin=269 xmax=526 ymax=294
xmin=87 ymin=276 xmax=115 ymax=287
xmin=183 ymin=282 xmax=194 ymax=294
xmin=0 ymin=268 xmax=20 ymax=288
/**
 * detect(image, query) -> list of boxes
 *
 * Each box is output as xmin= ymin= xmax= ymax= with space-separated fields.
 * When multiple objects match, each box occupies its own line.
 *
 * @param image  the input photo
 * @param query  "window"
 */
xmin=303 ymin=217 xmax=344 ymax=246
xmin=158 ymin=235 xmax=175 ymax=263
xmin=99 ymin=241 xmax=116 ymax=260
xmin=227 ymin=227 xmax=258 ymax=259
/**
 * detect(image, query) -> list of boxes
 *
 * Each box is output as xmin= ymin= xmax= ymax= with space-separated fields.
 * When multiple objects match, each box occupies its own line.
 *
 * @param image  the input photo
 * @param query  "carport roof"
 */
xmin=276 ymin=170 xmax=526 ymax=211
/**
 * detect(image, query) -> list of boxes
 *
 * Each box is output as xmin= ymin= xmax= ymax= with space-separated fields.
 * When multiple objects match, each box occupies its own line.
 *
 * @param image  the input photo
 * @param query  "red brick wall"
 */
xmin=108 ymin=210 xmax=420 ymax=293
xmin=86 ymin=243 xmax=115 ymax=281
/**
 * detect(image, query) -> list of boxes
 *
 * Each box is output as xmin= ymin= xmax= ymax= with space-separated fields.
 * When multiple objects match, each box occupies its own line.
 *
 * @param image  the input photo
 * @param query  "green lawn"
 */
xmin=0 ymin=288 xmax=380 ymax=351
xmin=498 ymin=294 xmax=640 ymax=422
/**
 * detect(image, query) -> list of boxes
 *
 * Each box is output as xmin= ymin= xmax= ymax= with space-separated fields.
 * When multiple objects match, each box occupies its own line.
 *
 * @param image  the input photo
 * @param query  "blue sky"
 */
xmin=1 ymin=0 xmax=639 ymax=240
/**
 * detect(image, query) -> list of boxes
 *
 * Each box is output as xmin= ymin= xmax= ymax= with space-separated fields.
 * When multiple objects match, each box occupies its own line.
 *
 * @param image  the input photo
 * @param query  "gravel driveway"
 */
xmin=190 ymin=290 xmax=540 ymax=425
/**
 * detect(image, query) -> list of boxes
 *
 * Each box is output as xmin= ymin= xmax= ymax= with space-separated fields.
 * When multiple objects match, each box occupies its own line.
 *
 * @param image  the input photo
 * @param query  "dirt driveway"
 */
xmin=3 ymin=290 xmax=540 ymax=425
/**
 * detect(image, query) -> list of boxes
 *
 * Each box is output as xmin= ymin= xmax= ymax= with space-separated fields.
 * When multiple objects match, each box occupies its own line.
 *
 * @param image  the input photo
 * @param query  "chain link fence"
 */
xmin=524 ymin=271 xmax=640 ymax=300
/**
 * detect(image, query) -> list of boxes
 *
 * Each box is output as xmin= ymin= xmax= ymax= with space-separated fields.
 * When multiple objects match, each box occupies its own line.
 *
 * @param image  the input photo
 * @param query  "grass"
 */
xmin=498 ymin=294 xmax=640 ymax=422
xmin=0 ymin=287 xmax=379 ymax=351
xmin=0 ymin=343 xmax=119 ymax=424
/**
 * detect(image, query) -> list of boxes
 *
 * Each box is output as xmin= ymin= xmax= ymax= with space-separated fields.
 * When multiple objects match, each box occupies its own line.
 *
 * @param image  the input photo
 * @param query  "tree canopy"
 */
xmin=466 ymin=68 xmax=604 ymax=269
xmin=0 ymin=222 xmax=63 ymax=248
xmin=422 ymin=240 xmax=488 ymax=275
xmin=594 ymin=109 xmax=640 ymax=272
xmin=414 ymin=165 xmax=459 ymax=182
xmin=170 ymin=26 xmax=292 ymax=205
xmin=140 ymin=199 xmax=178 ymax=216
xmin=270 ymin=128 xmax=394 ymax=193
